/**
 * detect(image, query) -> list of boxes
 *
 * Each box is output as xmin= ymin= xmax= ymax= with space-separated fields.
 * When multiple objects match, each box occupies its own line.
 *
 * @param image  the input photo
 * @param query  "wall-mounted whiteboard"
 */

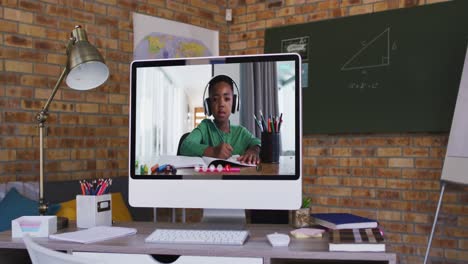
xmin=441 ymin=46 xmax=468 ymax=185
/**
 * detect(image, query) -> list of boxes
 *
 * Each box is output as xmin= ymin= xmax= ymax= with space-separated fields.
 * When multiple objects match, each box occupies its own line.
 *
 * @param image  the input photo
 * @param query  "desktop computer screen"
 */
xmin=129 ymin=53 xmax=302 ymax=211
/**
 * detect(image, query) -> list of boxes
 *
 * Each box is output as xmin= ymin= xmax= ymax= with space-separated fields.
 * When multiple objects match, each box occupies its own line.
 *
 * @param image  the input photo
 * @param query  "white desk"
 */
xmin=0 ymin=222 xmax=397 ymax=264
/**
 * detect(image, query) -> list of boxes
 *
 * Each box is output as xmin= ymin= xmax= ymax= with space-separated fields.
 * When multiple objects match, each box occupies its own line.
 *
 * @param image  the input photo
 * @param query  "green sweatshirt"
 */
xmin=180 ymin=119 xmax=261 ymax=157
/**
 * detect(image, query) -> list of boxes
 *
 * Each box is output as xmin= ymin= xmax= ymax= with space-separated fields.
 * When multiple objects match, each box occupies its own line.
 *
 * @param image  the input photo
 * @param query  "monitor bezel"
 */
xmin=129 ymin=53 xmax=301 ymax=181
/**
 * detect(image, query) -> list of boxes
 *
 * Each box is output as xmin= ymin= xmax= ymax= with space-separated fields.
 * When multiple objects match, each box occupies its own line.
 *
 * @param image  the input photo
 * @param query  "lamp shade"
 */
xmin=65 ymin=26 xmax=109 ymax=90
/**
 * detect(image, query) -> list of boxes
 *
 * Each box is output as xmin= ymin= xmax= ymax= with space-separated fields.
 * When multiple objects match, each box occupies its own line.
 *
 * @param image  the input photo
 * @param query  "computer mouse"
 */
xmin=267 ymin=232 xmax=290 ymax=247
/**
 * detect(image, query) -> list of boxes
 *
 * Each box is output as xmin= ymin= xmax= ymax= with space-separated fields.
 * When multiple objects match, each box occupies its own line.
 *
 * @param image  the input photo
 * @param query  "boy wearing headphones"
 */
xmin=179 ymin=75 xmax=261 ymax=164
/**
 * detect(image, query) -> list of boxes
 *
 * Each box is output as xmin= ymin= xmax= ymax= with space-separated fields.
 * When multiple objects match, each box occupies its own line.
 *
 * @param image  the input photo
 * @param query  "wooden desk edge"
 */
xmin=0 ymin=223 xmax=397 ymax=264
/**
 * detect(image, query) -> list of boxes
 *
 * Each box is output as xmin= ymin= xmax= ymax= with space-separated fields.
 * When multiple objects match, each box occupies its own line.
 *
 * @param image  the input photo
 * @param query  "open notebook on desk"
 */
xmin=49 ymin=226 xmax=137 ymax=244
xmin=156 ymin=155 xmax=256 ymax=169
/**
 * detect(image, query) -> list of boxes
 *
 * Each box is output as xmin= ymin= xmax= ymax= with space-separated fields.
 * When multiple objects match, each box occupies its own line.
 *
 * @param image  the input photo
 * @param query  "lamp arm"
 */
xmin=36 ymin=67 xmax=70 ymax=215
xmin=38 ymin=67 xmax=69 ymax=118
xmin=35 ymin=38 xmax=73 ymax=215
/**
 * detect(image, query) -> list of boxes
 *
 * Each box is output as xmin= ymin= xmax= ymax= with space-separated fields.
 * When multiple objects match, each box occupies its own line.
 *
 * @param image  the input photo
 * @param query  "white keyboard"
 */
xmin=145 ymin=228 xmax=249 ymax=245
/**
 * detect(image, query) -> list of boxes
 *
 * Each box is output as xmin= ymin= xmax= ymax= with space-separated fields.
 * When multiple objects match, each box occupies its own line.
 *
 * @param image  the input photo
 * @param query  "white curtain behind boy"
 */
xmin=135 ymin=67 xmax=188 ymax=165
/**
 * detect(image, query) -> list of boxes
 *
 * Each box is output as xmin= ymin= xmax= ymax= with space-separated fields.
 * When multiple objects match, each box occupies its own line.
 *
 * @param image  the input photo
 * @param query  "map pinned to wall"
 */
xmin=134 ymin=33 xmax=212 ymax=59
xmin=133 ymin=13 xmax=219 ymax=60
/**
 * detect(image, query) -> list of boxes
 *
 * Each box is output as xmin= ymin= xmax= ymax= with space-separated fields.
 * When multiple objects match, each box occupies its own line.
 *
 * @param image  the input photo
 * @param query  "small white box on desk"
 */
xmin=12 ymin=216 xmax=57 ymax=238
xmin=76 ymin=194 xmax=111 ymax=228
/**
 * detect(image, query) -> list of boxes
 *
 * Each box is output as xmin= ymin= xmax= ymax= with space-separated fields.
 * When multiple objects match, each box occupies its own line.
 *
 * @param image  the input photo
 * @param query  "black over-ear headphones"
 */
xmin=202 ymin=75 xmax=240 ymax=116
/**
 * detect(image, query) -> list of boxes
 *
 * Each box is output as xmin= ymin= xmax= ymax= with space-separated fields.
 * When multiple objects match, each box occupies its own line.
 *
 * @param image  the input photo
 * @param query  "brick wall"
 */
xmin=0 ymin=0 xmax=466 ymax=263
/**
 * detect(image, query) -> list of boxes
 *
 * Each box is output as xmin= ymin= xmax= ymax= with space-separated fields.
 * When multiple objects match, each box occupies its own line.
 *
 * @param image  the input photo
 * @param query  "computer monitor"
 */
xmin=129 ymin=53 xmax=302 ymax=221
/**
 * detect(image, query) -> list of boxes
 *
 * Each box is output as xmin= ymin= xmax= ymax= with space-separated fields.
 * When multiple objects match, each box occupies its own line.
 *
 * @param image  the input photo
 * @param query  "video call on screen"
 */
xmin=131 ymin=57 xmax=299 ymax=178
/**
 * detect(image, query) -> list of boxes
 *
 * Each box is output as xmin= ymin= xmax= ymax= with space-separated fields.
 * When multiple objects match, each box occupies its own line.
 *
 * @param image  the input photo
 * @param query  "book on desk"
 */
xmin=155 ymin=155 xmax=256 ymax=169
xmin=328 ymin=228 xmax=385 ymax=252
xmin=311 ymin=213 xmax=378 ymax=230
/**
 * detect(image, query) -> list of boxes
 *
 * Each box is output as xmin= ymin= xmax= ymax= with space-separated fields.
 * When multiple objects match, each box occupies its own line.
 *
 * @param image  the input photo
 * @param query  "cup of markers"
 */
xmin=254 ymin=112 xmax=283 ymax=163
xmin=77 ymin=179 xmax=112 ymax=228
xmin=79 ymin=179 xmax=112 ymax=196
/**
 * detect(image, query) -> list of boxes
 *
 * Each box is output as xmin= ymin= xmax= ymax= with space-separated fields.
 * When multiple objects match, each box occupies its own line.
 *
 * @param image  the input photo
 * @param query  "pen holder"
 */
xmin=260 ymin=132 xmax=281 ymax=163
xmin=76 ymin=194 xmax=112 ymax=228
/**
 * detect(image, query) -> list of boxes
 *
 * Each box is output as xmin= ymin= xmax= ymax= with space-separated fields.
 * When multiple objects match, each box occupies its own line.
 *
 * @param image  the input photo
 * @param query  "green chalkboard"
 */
xmin=265 ymin=0 xmax=468 ymax=134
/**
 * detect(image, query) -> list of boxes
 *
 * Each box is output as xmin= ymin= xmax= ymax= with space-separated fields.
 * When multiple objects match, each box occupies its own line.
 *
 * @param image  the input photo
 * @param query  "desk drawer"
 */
xmin=74 ymin=252 xmax=262 ymax=264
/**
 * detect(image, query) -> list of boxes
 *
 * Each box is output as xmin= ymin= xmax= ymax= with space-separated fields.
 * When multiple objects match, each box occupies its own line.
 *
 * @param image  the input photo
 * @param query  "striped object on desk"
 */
xmin=329 ymin=228 xmax=385 ymax=252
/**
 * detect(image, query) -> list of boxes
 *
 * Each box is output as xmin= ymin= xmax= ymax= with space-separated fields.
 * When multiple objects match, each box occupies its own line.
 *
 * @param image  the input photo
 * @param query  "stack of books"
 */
xmin=310 ymin=213 xmax=385 ymax=252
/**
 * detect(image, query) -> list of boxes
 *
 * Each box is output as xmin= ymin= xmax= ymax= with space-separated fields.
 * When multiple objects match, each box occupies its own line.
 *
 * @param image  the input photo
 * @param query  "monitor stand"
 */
xmin=200 ymin=209 xmax=246 ymax=230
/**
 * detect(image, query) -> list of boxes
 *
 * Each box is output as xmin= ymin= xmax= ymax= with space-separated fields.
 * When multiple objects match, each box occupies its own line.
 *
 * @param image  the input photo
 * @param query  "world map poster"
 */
xmin=133 ymin=13 xmax=219 ymax=60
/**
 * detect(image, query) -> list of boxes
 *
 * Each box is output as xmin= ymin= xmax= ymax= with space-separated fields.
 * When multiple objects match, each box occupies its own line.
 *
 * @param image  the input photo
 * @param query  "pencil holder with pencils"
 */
xmin=76 ymin=194 xmax=112 ymax=228
xmin=260 ymin=132 xmax=281 ymax=163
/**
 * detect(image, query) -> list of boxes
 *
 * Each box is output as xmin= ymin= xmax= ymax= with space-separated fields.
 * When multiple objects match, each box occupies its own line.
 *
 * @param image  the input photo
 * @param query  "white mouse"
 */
xmin=267 ymin=232 xmax=290 ymax=247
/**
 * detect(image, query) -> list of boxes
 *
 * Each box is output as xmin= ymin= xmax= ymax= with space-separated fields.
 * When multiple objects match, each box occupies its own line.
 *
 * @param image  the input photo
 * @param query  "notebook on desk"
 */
xmin=155 ymin=155 xmax=256 ymax=168
xmin=49 ymin=226 xmax=137 ymax=244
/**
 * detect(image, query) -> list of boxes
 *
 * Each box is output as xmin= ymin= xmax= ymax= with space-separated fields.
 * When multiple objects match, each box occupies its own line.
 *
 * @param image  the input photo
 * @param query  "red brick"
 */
xmin=349 ymin=4 xmax=373 ymax=15
xmin=352 ymin=167 xmax=374 ymax=177
xmin=0 ymin=150 xmax=16 ymax=161
xmin=329 ymin=167 xmax=352 ymax=176
xmin=331 ymin=147 xmax=352 ymax=156
xmin=318 ymin=0 xmax=340 ymax=9
xmin=317 ymin=157 xmax=340 ymax=166
xmin=5 ymin=60 xmax=33 ymax=73
xmin=0 ymin=98 xmax=20 ymax=108
xmin=246 ymin=2 xmax=266 ymax=13
xmin=6 ymin=86 xmax=33 ymax=98
xmin=412 ymin=136 xmax=447 ymax=147
xmin=4 ymin=111 xmax=35 ymax=123
xmin=377 ymin=147 xmax=402 ymax=156
xmin=430 ymin=147 xmax=446 ymax=158
xmin=5 ymin=34 xmax=32 ymax=48
xmin=376 ymin=168 xmax=401 ymax=177
xmin=363 ymin=137 xmax=410 ymax=146
xmin=35 ymin=14 xmax=58 ymax=27
xmin=352 ymin=147 xmax=376 ymax=156
xmin=363 ymin=157 xmax=388 ymax=167
xmin=387 ymin=179 xmax=412 ymax=189
xmin=315 ymin=176 xmax=340 ymax=185
xmin=362 ymin=178 xmax=386 ymax=187
xmin=4 ymin=7 xmax=33 ymax=23
xmin=403 ymin=147 xmax=429 ymax=157
xmin=20 ymin=50 xmax=46 ymax=62
xmin=377 ymin=210 xmax=401 ymax=221
xmin=402 ymin=191 xmax=430 ymax=201
xmin=377 ymin=190 xmax=400 ymax=200
xmin=339 ymin=157 xmax=362 ymax=167
xmin=342 ymin=177 xmax=363 ymax=187
xmin=374 ymin=2 xmax=391 ymax=12
xmin=402 ymin=169 xmax=440 ymax=180
xmin=0 ymin=20 xmax=18 ymax=33
xmin=415 ymin=158 xmax=443 ymax=169
xmin=351 ymin=188 xmax=375 ymax=198
xmin=389 ymin=158 xmax=414 ymax=168
xmin=307 ymin=10 xmax=329 ymax=21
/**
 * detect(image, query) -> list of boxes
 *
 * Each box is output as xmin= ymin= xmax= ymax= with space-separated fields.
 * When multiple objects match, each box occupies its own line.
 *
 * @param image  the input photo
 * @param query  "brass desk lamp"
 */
xmin=36 ymin=25 xmax=109 ymax=215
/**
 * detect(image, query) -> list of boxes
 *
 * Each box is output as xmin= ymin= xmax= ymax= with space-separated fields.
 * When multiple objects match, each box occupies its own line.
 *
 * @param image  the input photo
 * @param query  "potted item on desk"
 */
xmin=293 ymin=197 xmax=311 ymax=228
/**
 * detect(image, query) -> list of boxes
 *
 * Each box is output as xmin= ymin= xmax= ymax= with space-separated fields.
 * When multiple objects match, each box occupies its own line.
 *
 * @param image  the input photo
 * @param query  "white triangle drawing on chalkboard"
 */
xmin=341 ymin=28 xmax=390 ymax=71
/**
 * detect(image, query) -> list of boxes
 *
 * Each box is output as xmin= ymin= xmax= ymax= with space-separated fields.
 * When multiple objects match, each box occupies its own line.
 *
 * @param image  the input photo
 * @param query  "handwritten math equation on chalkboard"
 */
xmin=348 ymin=81 xmax=380 ymax=90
